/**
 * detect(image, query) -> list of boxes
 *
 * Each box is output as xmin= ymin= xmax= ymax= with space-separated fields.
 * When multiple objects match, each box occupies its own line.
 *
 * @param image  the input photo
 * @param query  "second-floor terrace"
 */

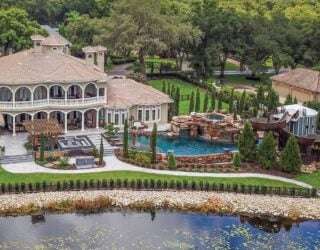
xmin=0 ymin=83 xmax=106 ymax=111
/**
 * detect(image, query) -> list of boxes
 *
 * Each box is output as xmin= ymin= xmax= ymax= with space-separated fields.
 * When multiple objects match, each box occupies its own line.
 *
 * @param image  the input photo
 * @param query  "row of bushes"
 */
xmin=110 ymin=56 xmax=137 ymax=65
xmin=0 ymin=179 xmax=317 ymax=198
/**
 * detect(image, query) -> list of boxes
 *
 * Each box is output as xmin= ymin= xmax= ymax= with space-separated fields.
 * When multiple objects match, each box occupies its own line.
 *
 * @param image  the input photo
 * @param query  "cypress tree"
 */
xmin=168 ymin=152 xmax=177 ymax=170
xmin=266 ymin=88 xmax=279 ymax=112
xmin=228 ymin=89 xmax=234 ymax=113
xmin=238 ymin=121 xmax=256 ymax=162
xmin=203 ymin=92 xmax=209 ymax=112
xmin=232 ymin=153 xmax=241 ymax=169
xmin=239 ymin=91 xmax=246 ymax=114
xmin=211 ymin=91 xmax=216 ymax=111
xmin=175 ymin=87 xmax=180 ymax=115
xmin=293 ymin=96 xmax=298 ymax=104
xmin=285 ymin=94 xmax=293 ymax=105
xmin=39 ymin=133 xmax=45 ymax=162
xmin=195 ymin=88 xmax=201 ymax=112
xmin=162 ymin=81 xmax=166 ymax=93
xmin=166 ymin=83 xmax=170 ymax=95
xmin=217 ymin=92 xmax=222 ymax=111
xmin=189 ymin=91 xmax=195 ymax=114
xmin=258 ymin=132 xmax=277 ymax=169
xmin=256 ymin=85 xmax=265 ymax=108
xmin=99 ymin=137 xmax=104 ymax=165
xmin=123 ymin=119 xmax=129 ymax=158
xmin=280 ymin=135 xmax=302 ymax=173
xmin=170 ymin=85 xmax=175 ymax=98
xmin=150 ymin=123 xmax=157 ymax=164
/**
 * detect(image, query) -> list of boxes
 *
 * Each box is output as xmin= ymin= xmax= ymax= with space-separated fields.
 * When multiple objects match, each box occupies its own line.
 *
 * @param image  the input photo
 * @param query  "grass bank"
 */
xmin=296 ymin=172 xmax=320 ymax=188
xmin=0 ymin=167 xmax=300 ymax=188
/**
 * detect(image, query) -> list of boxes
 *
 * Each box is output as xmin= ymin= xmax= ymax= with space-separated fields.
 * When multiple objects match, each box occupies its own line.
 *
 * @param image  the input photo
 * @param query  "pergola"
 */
xmin=23 ymin=119 xmax=63 ymax=147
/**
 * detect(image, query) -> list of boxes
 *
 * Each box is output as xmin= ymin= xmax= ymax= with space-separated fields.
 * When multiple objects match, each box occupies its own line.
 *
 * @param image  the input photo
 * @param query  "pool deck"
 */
xmin=1 ymin=155 xmax=312 ymax=188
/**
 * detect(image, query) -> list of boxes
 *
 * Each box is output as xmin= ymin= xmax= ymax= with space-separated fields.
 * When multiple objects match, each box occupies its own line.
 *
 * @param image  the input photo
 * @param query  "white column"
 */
xmin=47 ymin=87 xmax=50 ymax=105
xmin=12 ymin=116 xmax=16 ymax=136
xmin=31 ymin=114 xmax=34 ymax=121
xmin=31 ymin=88 xmax=34 ymax=106
xmin=12 ymin=89 xmax=15 ymax=108
xmin=64 ymin=87 xmax=67 ymax=105
xmin=96 ymin=110 xmax=99 ymax=129
xmin=81 ymin=112 xmax=85 ymax=131
xmin=64 ymin=112 xmax=68 ymax=134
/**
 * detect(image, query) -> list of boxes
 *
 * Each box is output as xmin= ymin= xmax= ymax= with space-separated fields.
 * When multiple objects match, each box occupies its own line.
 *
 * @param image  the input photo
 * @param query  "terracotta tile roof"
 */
xmin=106 ymin=78 xmax=173 ymax=109
xmin=0 ymin=49 xmax=108 ymax=85
xmin=271 ymin=68 xmax=320 ymax=93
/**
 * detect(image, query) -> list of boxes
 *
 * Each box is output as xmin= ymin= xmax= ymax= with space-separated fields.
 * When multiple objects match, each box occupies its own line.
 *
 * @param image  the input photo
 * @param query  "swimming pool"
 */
xmin=206 ymin=113 xmax=225 ymax=121
xmin=131 ymin=135 xmax=237 ymax=156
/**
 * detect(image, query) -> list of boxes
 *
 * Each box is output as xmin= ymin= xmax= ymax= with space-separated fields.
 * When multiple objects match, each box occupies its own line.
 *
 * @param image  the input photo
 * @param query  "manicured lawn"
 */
xmin=0 ymin=167 xmax=299 ymax=188
xmin=208 ymin=75 xmax=273 ymax=87
xmin=296 ymin=172 xmax=320 ymax=188
xmin=149 ymin=78 xmax=228 ymax=115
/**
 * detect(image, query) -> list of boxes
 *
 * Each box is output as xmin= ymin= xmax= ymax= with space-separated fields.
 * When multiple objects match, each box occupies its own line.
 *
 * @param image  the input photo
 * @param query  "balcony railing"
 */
xmin=0 ymin=96 xmax=105 ymax=111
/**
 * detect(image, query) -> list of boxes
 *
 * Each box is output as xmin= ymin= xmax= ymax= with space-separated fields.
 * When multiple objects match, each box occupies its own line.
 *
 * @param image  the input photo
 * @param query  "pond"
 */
xmin=131 ymin=135 xmax=237 ymax=156
xmin=0 ymin=211 xmax=319 ymax=249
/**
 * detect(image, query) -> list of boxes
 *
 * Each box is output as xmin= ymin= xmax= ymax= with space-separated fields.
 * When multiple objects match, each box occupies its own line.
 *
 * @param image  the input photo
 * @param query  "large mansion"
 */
xmin=0 ymin=30 xmax=172 ymax=136
xmin=272 ymin=68 xmax=320 ymax=103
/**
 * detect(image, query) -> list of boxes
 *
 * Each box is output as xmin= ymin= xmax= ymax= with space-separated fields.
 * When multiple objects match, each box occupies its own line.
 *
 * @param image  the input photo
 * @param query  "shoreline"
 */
xmin=0 ymin=190 xmax=320 ymax=220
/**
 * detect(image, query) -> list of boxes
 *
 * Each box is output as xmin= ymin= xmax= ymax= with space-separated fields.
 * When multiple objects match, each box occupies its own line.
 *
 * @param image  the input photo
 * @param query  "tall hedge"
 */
xmin=280 ymin=135 xmax=302 ymax=173
xmin=238 ymin=121 xmax=256 ymax=161
xmin=150 ymin=123 xmax=157 ymax=164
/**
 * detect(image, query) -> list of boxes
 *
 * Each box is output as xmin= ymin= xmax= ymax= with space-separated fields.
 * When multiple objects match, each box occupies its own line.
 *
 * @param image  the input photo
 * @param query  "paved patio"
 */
xmin=0 ymin=133 xmax=28 ymax=156
xmin=1 ymin=155 xmax=312 ymax=188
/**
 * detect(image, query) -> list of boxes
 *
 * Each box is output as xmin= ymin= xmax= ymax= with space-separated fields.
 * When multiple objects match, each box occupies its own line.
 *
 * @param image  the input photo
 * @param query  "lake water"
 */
xmin=133 ymin=135 xmax=237 ymax=156
xmin=0 ymin=211 xmax=319 ymax=249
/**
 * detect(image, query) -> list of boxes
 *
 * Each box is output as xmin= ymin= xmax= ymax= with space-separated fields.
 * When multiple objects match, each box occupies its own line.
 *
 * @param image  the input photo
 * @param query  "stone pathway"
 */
xmin=1 ymin=155 xmax=312 ymax=188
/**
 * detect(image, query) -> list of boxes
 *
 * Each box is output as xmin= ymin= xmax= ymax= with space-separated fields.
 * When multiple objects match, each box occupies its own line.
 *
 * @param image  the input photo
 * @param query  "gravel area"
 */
xmin=0 ymin=190 xmax=319 ymax=220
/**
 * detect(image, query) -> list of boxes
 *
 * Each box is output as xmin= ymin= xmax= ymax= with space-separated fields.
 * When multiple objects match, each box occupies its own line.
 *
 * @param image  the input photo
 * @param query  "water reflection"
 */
xmin=0 ymin=211 xmax=319 ymax=249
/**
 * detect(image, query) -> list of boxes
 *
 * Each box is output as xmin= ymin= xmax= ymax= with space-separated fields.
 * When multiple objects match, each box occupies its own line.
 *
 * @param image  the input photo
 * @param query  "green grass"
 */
xmin=149 ymin=78 xmax=228 ymax=115
xmin=214 ymin=61 xmax=240 ymax=71
xmin=296 ymin=171 xmax=320 ymax=188
xmin=207 ymin=75 xmax=272 ymax=87
xmin=0 ymin=167 xmax=299 ymax=188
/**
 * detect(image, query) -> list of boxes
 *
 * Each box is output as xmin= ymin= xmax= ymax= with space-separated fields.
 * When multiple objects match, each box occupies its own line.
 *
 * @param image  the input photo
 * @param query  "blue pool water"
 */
xmin=206 ymin=113 xmax=225 ymax=121
xmin=0 ymin=211 xmax=319 ymax=249
xmin=132 ymin=135 xmax=237 ymax=156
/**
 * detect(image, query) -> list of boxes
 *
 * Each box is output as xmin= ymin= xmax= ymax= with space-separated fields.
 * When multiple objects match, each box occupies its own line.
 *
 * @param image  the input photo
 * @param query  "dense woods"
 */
xmin=0 ymin=0 xmax=320 ymax=78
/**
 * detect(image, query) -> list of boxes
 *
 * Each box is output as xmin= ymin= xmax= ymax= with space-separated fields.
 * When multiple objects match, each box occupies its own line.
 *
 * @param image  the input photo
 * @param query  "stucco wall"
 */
xmin=272 ymin=80 xmax=316 ymax=103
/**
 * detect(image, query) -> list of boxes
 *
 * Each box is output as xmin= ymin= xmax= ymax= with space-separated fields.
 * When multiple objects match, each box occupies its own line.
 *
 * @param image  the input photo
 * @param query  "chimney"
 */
xmin=82 ymin=47 xmax=96 ymax=66
xmin=95 ymin=46 xmax=107 ymax=72
xmin=31 ymin=35 xmax=45 ymax=53
xmin=82 ymin=46 xmax=107 ymax=72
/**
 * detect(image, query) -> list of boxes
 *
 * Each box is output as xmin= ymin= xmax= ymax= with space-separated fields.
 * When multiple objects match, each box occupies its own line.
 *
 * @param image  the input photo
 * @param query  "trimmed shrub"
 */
xmin=143 ymin=179 xmax=149 ymax=189
xmin=42 ymin=181 xmax=47 ymax=191
xmin=130 ymin=179 xmax=136 ymax=189
xmin=156 ymin=180 xmax=162 ymax=189
xmin=168 ymin=153 xmax=177 ymax=170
